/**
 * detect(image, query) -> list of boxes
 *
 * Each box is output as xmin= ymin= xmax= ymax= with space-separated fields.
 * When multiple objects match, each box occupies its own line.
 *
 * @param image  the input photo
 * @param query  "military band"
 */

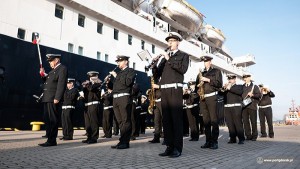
xmin=35 ymin=32 xmax=276 ymax=160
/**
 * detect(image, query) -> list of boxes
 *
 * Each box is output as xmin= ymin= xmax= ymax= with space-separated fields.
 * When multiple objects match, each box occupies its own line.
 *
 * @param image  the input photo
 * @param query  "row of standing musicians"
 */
xmin=37 ymin=32 xmax=275 ymax=158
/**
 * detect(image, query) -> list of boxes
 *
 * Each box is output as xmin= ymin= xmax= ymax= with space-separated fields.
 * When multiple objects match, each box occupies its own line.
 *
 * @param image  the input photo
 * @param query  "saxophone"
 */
xmin=197 ymin=69 xmax=205 ymax=101
xmin=146 ymin=76 xmax=155 ymax=114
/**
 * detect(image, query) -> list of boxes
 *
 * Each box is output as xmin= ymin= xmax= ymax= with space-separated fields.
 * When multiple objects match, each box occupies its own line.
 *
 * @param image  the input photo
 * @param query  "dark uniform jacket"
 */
xmin=101 ymin=91 xmax=113 ymax=107
xmin=195 ymin=67 xmax=222 ymax=94
xmin=153 ymin=50 xmax=189 ymax=84
xmin=242 ymin=82 xmax=261 ymax=110
xmin=258 ymin=91 xmax=275 ymax=106
xmin=83 ymin=82 xmax=101 ymax=102
xmin=42 ymin=64 xmax=68 ymax=103
xmin=224 ymin=84 xmax=243 ymax=104
xmin=183 ymin=90 xmax=200 ymax=106
xmin=63 ymin=87 xmax=79 ymax=106
xmin=112 ymin=67 xmax=136 ymax=94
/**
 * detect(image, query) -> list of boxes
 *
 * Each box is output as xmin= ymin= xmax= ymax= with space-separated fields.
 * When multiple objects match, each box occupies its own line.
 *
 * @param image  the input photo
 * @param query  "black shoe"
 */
xmin=199 ymin=131 xmax=204 ymax=135
xmin=106 ymin=136 xmax=112 ymax=138
xmin=260 ymin=135 xmax=267 ymax=138
xmin=161 ymin=140 xmax=166 ymax=145
xmin=252 ymin=138 xmax=257 ymax=141
xmin=113 ymin=133 xmax=119 ymax=136
xmin=41 ymin=135 xmax=48 ymax=138
xmin=101 ymin=135 xmax=106 ymax=138
xmin=59 ymin=137 xmax=65 ymax=140
xmin=130 ymin=136 xmax=136 ymax=140
xmin=246 ymin=137 xmax=252 ymax=140
xmin=183 ymin=134 xmax=189 ymax=137
xmin=159 ymin=147 xmax=173 ymax=157
xmin=111 ymin=144 xmax=119 ymax=149
xmin=82 ymin=139 xmax=89 ymax=143
xmin=238 ymin=140 xmax=244 ymax=144
xmin=82 ymin=133 xmax=87 ymax=136
xmin=63 ymin=137 xmax=73 ymax=140
xmin=201 ymin=142 xmax=211 ymax=149
xmin=169 ymin=148 xmax=181 ymax=158
xmin=116 ymin=143 xmax=129 ymax=149
xmin=87 ymin=140 xmax=97 ymax=144
xmin=210 ymin=143 xmax=218 ymax=149
xmin=189 ymin=138 xmax=199 ymax=141
xmin=38 ymin=142 xmax=57 ymax=147
xmin=149 ymin=138 xmax=160 ymax=143
xmin=228 ymin=140 xmax=237 ymax=144
xmin=269 ymin=135 xmax=274 ymax=138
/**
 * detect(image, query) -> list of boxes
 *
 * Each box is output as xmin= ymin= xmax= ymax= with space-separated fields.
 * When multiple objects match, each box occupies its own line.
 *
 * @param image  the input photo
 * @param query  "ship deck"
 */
xmin=0 ymin=125 xmax=299 ymax=168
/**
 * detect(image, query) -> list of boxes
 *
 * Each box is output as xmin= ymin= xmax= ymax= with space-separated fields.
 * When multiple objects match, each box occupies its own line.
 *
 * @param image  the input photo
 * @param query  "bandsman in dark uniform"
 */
xmin=61 ymin=78 xmax=79 ymax=140
xmin=131 ymin=83 xmax=141 ymax=140
xmin=152 ymin=32 xmax=189 ymax=158
xmin=183 ymin=80 xmax=200 ymax=141
xmin=110 ymin=55 xmax=136 ymax=149
xmin=39 ymin=54 xmax=67 ymax=147
xmin=101 ymin=82 xmax=114 ymax=138
xmin=258 ymin=84 xmax=275 ymax=138
xmin=196 ymin=55 xmax=222 ymax=150
xmin=222 ymin=74 xmax=245 ymax=144
xmin=81 ymin=71 xmax=102 ymax=144
xmin=148 ymin=89 xmax=163 ymax=143
xmin=242 ymin=73 xmax=261 ymax=141
xmin=140 ymin=95 xmax=149 ymax=134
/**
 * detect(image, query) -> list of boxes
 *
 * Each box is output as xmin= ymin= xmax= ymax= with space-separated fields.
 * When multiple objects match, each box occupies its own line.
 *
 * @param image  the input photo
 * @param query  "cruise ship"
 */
xmin=0 ymin=0 xmax=255 ymax=129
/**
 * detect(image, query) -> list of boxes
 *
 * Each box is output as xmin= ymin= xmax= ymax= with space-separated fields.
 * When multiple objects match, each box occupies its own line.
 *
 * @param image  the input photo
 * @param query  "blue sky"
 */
xmin=188 ymin=0 xmax=300 ymax=120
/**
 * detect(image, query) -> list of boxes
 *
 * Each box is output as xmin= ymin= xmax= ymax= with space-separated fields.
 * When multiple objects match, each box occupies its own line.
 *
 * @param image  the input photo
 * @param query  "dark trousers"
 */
xmin=113 ymin=113 xmax=119 ymax=135
xmin=43 ymin=106 xmax=50 ymax=137
xmin=199 ymin=115 xmax=204 ymax=134
xmin=224 ymin=106 xmax=245 ymax=141
xmin=131 ymin=105 xmax=140 ymax=136
xmin=242 ymin=108 xmax=258 ymax=139
xmin=183 ymin=109 xmax=189 ymax=136
xmin=186 ymin=106 xmax=200 ymax=139
xmin=153 ymin=101 xmax=163 ymax=138
xmin=102 ymin=108 xmax=113 ymax=137
xmin=139 ymin=113 xmax=147 ymax=133
xmin=200 ymin=95 xmax=219 ymax=144
xmin=61 ymin=108 xmax=74 ymax=139
xmin=84 ymin=104 xmax=100 ymax=141
xmin=161 ymin=87 xmax=183 ymax=153
xmin=259 ymin=107 xmax=274 ymax=137
xmin=43 ymin=103 xmax=59 ymax=144
xmin=113 ymin=96 xmax=132 ymax=144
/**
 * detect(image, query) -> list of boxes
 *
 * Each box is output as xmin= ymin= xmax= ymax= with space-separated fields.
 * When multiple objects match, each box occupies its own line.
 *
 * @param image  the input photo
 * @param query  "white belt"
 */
xmin=185 ymin=104 xmax=198 ymax=109
xmin=103 ymin=106 xmax=113 ymax=110
xmin=155 ymin=98 xmax=161 ymax=102
xmin=259 ymin=105 xmax=272 ymax=109
xmin=160 ymin=83 xmax=183 ymax=89
xmin=183 ymin=106 xmax=187 ymax=109
xmin=136 ymin=106 xmax=141 ymax=109
xmin=85 ymin=101 xmax=101 ymax=106
xmin=62 ymin=105 xmax=75 ymax=109
xmin=140 ymin=112 xmax=147 ymax=115
xmin=113 ymin=93 xmax=130 ymax=98
xmin=224 ymin=103 xmax=242 ymax=107
xmin=204 ymin=91 xmax=218 ymax=98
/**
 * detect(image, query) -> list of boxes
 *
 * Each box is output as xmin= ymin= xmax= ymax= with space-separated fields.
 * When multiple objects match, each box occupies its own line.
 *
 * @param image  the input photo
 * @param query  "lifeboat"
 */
xmin=202 ymin=24 xmax=226 ymax=48
xmin=151 ymin=0 xmax=204 ymax=34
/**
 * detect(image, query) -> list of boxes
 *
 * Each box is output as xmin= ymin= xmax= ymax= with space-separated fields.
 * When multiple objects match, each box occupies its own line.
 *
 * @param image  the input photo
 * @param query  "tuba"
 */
xmin=197 ymin=69 xmax=205 ymax=101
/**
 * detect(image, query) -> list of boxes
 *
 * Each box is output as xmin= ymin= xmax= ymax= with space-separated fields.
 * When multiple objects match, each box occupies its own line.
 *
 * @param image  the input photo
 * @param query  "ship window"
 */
xmin=17 ymin=28 xmax=25 ymax=40
xmin=141 ymin=40 xmax=145 ymax=50
xmin=78 ymin=14 xmax=85 ymax=27
xmin=152 ymin=44 xmax=155 ymax=54
xmin=128 ymin=35 xmax=132 ymax=45
xmin=68 ymin=43 xmax=74 ymax=53
xmin=97 ymin=51 xmax=101 ymax=60
xmin=55 ymin=4 xmax=64 ymax=19
xmin=105 ymin=54 xmax=109 ymax=62
xmin=97 ymin=22 xmax=103 ymax=34
xmin=114 ymin=29 xmax=119 ymax=40
xmin=78 ymin=46 xmax=83 ymax=55
xmin=133 ymin=62 xmax=136 ymax=70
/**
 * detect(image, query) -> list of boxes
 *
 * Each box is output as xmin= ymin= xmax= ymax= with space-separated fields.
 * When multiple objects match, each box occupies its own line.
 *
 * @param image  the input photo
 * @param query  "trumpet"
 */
xmin=220 ymin=83 xmax=233 ymax=92
xmin=145 ymin=47 xmax=170 ymax=70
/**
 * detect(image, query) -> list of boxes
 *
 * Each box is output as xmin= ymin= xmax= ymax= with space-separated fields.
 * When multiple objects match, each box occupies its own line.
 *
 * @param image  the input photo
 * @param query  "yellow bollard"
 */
xmin=30 ymin=122 xmax=45 ymax=131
